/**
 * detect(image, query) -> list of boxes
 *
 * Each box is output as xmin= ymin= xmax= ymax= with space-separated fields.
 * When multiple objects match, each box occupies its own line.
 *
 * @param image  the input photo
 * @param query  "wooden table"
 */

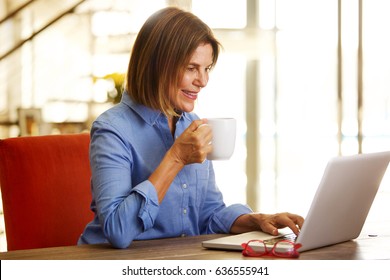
xmin=1 ymin=222 xmax=390 ymax=260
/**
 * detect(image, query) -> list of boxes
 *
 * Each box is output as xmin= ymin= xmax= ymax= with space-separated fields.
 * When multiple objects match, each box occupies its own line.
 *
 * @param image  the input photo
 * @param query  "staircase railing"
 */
xmin=0 ymin=0 xmax=86 ymax=61
xmin=0 ymin=0 xmax=35 ymax=24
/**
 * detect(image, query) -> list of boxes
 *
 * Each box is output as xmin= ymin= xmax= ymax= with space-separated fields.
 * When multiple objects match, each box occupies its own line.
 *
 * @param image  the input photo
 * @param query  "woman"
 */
xmin=78 ymin=7 xmax=303 ymax=249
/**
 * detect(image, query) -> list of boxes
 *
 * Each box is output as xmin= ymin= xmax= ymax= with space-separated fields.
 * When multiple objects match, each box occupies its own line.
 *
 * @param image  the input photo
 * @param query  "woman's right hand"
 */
xmin=169 ymin=119 xmax=213 ymax=165
xmin=150 ymin=119 xmax=212 ymax=203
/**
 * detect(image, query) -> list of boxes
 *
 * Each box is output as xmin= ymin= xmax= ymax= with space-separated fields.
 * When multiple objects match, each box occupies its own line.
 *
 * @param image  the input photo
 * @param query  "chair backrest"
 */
xmin=0 ymin=133 xmax=93 ymax=251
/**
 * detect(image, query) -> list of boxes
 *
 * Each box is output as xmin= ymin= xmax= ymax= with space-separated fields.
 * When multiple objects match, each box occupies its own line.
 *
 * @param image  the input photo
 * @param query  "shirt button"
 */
xmin=183 ymin=208 xmax=187 ymax=214
xmin=182 ymin=184 xmax=187 ymax=189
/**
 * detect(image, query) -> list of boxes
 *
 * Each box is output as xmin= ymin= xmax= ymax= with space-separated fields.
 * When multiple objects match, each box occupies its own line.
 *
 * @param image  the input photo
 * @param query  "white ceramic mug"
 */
xmin=206 ymin=118 xmax=236 ymax=160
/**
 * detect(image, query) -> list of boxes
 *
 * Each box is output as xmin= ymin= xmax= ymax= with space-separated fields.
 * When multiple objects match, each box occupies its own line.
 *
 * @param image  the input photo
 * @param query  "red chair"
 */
xmin=0 ymin=133 xmax=93 ymax=251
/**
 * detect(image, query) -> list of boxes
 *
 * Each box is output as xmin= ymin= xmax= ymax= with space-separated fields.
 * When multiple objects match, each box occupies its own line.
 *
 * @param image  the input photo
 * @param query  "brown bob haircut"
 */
xmin=125 ymin=7 xmax=221 ymax=116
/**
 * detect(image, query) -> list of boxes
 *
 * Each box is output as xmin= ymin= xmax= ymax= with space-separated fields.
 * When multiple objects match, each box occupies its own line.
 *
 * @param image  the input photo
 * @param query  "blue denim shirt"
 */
xmin=78 ymin=93 xmax=252 ymax=248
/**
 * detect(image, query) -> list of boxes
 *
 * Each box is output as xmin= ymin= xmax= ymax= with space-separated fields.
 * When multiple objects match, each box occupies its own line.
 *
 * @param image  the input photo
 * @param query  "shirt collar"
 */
xmin=121 ymin=91 xmax=191 ymax=125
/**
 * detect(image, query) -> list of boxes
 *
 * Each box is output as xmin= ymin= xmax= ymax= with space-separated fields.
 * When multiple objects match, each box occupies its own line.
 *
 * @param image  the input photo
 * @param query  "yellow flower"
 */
xmin=93 ymin=72 xmax=125 ymax=103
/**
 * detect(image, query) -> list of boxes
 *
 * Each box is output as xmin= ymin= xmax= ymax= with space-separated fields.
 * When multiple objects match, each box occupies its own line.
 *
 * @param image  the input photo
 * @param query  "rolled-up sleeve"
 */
xmin=131 ymin=181 xmax=160 ymax=231
xmin=210 ymin=203 xmax=253 ymax=233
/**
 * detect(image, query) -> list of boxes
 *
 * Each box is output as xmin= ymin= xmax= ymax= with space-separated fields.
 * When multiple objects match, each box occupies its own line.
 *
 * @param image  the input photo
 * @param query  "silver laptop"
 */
xmin=202 ymin=151 xmax=390 ymax=252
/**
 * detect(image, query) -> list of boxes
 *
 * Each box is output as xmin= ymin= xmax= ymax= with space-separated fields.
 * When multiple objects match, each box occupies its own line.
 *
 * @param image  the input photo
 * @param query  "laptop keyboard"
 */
xmin=263 ymin=233 xmax=297 ymax=245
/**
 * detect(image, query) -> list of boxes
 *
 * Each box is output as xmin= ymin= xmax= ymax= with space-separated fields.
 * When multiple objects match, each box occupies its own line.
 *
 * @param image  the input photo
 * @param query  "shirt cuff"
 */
xmin=131 ymin=180 xmax=159 ymax=231
xmin=212 ymin=203 xmax=253 ymax=233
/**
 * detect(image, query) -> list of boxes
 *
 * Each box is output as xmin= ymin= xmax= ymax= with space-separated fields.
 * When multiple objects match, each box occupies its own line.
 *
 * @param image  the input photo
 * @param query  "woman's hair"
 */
xmin=125 ymin=7 xmax=221 ymax=116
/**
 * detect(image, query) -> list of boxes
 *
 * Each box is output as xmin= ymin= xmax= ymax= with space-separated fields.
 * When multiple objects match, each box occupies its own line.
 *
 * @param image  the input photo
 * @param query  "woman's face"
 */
xmin=171 ymin=43 xmax=213 ymax=113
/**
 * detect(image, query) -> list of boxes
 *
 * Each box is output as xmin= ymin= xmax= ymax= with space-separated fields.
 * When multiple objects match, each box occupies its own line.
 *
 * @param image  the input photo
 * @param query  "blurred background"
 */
xmin=1 ymin=0 xmax=390 ymax=251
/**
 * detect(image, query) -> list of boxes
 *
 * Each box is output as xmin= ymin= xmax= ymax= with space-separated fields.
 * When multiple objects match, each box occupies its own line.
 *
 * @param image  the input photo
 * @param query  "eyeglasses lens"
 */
xmin=247 ymin=240 xmax=267 ymax=255
xmin=273 ymin=240 xmax=296 ymax=257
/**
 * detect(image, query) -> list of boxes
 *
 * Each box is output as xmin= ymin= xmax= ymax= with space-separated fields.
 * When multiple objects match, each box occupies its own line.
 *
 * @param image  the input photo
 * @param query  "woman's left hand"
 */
xmin=230 ymin=212 xmax=304 ymax=236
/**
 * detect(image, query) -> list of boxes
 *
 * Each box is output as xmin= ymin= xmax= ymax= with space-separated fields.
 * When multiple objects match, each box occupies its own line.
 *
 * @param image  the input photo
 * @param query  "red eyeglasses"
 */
xmin=241 ymin=239 xmax=302 ymax=258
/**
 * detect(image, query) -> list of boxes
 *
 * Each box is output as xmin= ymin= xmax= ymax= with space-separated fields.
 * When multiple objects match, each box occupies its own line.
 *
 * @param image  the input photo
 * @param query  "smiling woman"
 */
xmin=125 ymin=7 xmax=220 ymax=118
xmin=77 ymin=6 xmax=303 ymax=249
xmin=173 ymin=43 xmax=213 ymax=113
